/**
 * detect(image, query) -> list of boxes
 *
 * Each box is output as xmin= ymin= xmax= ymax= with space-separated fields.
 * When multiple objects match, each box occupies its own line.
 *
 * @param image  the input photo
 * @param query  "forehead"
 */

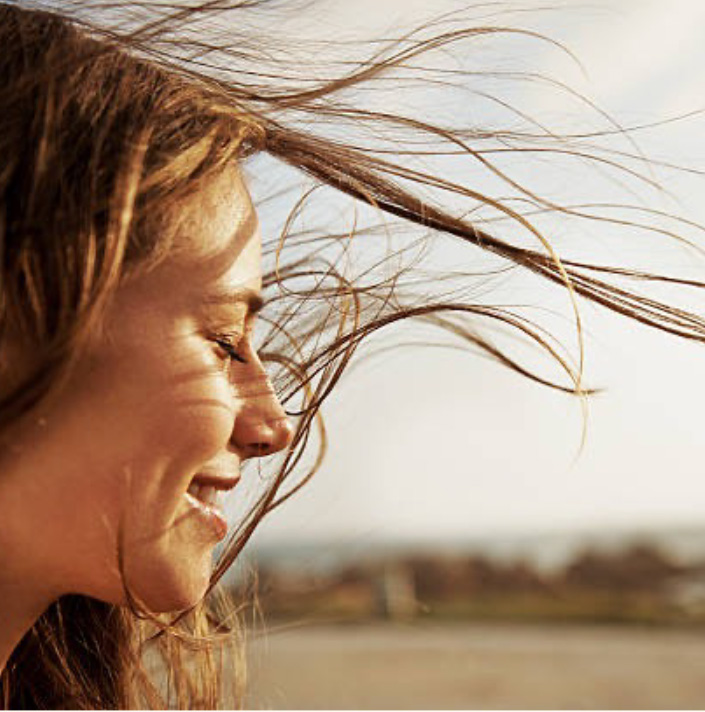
xmin=173 ymin=167 xmax=257 ymax=261
xmin=116 ymin=167 xmax=261 ymax=321
xmin=168 ymin=166 xmax=261 ymax=294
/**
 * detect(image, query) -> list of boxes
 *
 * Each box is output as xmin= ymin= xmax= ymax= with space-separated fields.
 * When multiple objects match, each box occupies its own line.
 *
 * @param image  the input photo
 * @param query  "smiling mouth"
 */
xmin=181 ymin=473 xmax=240 ymax=541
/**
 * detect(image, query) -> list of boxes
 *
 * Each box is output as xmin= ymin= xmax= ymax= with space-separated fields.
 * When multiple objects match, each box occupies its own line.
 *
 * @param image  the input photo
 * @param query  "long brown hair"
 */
xmin=0 ymin=1 xmax=703 ymax=708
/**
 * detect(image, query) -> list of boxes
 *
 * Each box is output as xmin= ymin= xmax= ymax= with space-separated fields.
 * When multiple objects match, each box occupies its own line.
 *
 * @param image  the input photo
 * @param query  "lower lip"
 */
xmin=183 ymin=492 xmax=228 ymax=541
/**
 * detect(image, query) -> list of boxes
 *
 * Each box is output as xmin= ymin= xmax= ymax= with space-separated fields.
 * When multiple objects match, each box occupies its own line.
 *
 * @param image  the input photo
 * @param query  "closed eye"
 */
xmin=213 ymin=335 xmax=248 ymax=364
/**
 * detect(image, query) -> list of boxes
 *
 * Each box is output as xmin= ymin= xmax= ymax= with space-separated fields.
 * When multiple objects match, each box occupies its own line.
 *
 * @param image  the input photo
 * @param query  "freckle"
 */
xmin=37 ymin=417 xmax=47 ymax=428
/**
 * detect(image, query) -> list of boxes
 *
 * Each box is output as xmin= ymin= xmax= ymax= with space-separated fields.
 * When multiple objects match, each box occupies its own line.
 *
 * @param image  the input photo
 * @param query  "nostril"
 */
xmin=250 ymin=441 xmax=272 ymax=456
xmin=230 ymin=407 xmax=294 ymax=459
xmin=245 ymin=419 xmax=293 ymax=458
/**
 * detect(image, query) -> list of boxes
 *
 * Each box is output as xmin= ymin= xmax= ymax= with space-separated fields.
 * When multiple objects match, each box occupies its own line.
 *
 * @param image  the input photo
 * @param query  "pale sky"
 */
xmin=230 ymin=0 xmax=705 ymax=549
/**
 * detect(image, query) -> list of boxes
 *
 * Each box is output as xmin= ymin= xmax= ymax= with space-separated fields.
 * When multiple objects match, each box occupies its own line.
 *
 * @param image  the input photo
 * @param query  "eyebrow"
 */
xmin=203 ymin=287 xmax=265 ymax=316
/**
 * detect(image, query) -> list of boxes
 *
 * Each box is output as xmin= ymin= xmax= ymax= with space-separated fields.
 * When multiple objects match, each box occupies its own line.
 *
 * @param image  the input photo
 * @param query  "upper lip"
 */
xmin=190 ymin=473 xmax=240 ymax=491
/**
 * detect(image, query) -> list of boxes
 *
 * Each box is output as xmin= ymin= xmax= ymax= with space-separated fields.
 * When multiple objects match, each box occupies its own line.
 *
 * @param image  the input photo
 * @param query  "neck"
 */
xmin=0 ymin=577 xmax=54 ymax=676
xmin=0 ymin=450 xmax=58 ymax=677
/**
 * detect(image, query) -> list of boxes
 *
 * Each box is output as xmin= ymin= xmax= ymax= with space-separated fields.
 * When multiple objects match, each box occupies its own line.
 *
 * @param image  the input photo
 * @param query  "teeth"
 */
xmin=200 ymin=485 xmax=218 ymax=507
xmin=186 ymin=482 xmax=221 ymax=508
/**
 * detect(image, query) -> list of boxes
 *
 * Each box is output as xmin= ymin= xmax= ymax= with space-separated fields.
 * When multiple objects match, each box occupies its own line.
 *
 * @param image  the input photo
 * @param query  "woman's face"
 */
xmin=0 ymin=167 xmax=293 ymax=612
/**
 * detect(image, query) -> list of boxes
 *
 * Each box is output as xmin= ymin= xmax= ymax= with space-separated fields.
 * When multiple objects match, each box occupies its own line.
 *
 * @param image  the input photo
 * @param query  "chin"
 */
xmin=127 ymin=571 xmax=212 ymax=614
xmin=119 ymin=545 xmax=214 ymax=613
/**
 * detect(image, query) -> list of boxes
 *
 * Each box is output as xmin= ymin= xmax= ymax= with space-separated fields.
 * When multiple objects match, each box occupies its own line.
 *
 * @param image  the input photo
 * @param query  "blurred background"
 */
xmin=217 ymin=0 xmax=705 ymax=708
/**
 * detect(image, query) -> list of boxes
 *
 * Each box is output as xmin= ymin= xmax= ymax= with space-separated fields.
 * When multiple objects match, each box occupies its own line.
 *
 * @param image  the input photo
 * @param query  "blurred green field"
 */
xmin=254 ymin=588 xmax=705 ymax=628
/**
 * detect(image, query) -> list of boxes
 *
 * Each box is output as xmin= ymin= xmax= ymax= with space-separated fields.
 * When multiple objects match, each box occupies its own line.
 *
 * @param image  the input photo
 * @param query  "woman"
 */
xmin=0 ymin=2 xmax=703 ymax=709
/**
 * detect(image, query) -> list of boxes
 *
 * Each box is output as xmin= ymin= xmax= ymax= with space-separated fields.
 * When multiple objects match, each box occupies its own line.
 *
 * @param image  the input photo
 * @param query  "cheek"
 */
xmin=99 ymin=330 xmax=237 ymax=467
xmin=145 ymin=374 xmax=238 ymax=465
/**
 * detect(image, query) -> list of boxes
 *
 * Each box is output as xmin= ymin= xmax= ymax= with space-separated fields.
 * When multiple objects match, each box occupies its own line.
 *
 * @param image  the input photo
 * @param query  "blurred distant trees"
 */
xmin=560 ymin=544 xmax=683 ymax=592
xmin=234 ymin=541 xmax=705 ymax=626
xmin=409 ymin=554 xmax=549 ymax=598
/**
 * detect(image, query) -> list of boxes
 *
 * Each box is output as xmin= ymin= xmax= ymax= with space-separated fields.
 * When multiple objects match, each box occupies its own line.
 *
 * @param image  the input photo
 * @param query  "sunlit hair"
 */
xmin=1 ymin=1 xmax=704 ymax=708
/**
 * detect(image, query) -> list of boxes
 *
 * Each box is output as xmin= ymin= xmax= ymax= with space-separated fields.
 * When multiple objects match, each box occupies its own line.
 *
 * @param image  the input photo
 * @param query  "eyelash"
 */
xmin=212 ymin=334 xmax=248 ymax=364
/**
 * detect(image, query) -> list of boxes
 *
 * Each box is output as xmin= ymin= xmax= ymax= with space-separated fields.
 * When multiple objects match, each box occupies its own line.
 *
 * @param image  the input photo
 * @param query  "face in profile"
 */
xmin=0 ymin=168 xmax=293 ymax=613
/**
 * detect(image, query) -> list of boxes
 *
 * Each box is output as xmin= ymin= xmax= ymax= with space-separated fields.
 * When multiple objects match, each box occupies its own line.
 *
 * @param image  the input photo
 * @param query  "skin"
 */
xmin=0 ymin=167 xmax=293 ymax=673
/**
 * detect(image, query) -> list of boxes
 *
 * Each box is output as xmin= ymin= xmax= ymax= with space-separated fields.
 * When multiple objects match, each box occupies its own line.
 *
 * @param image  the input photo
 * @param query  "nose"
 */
xmin=229 ymin=369 xmax=294 ymax=459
